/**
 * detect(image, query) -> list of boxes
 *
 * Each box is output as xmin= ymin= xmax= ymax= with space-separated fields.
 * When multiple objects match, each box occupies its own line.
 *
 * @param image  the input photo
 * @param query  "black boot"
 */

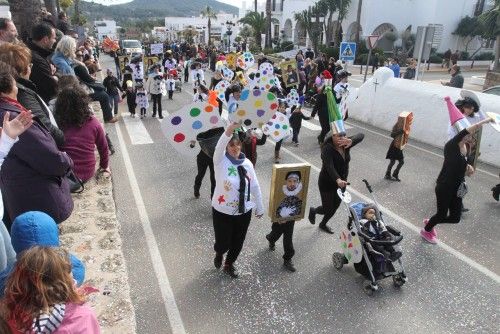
xmin=194 ymin=186 xmax=200 ymax=199
xmin=106 ymin=133 xmax=115 ymax=155
xmin=319 ymin=224 xmax=334 ymax=234
xmin=493 ymin=184 xmax=500 ymax=201
xmin=308 ymin=207 xmax=316 ymax=225
xmin=384 ymin=171 xmax=392 ymax=180
xmin=214 ymin=253 xmax=223 ymax=269
xmin=223 ymin=263 xmax=239 ymax=278
xmin=283 ymin=259 xmax=296 ymax=272
xmin=392 ymin=173 xmax=401 ymax=182
xmin=265 ymin=234 xmax=275 ymax=251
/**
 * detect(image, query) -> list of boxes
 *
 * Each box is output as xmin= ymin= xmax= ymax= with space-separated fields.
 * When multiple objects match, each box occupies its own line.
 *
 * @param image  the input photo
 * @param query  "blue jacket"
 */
xmin=0 ymin=211 xmax=85 ymax=296
xmin=51 ymin=51 xmax=75 ymax=76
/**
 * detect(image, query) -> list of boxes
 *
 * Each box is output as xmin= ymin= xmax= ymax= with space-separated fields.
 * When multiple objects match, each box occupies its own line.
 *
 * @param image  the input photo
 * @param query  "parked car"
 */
xmin=119 ymin=39 xmax=143 ymax=56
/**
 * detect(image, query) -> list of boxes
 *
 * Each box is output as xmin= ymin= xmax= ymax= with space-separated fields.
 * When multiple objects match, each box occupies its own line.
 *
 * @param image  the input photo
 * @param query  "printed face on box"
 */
xmin=276 ymin=171 xmax=303 ymax=219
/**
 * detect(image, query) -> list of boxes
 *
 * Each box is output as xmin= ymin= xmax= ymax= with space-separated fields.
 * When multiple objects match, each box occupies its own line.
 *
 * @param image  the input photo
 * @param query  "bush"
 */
xmin=460 ymin=51 xmax=469 ymax=60
xmin=280 ymin=41 xmax=294 ymax=52
xmin=249 ymin=44 xmax=261 ymax=54
xmin=318 ymin=45 xmax=340 ymax=59
xmin=429 ymin=55 xmax=443 ymax=64
xmin=263 ymin=47 xmax=275 ymax=55
xmin=473 ymin=52 xmax=495 ymax=60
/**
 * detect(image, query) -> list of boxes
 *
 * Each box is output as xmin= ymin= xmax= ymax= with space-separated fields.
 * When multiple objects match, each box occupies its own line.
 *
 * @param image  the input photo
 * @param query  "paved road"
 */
xmin=100 ymin=55 xmax=499 ymax=334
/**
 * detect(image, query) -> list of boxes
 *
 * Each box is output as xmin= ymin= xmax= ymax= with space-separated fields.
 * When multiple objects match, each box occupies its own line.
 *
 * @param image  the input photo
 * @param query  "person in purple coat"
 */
xmin=0 ymin=61 xmax=74 ymax=227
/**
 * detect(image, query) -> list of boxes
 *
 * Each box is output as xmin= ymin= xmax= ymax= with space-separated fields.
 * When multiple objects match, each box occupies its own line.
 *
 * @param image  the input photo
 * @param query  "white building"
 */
xmin=0 ymin=0 xmax=11 ymax=19
xmin=151 ymin=26 xmax=167 ymax=42
xmin=164 ymin=13 xmax=239 ymax=45
xmin=247 ymin=0 xmax=494 ymax=54
xmin=94 ymin=20 xmax=117 ymax=41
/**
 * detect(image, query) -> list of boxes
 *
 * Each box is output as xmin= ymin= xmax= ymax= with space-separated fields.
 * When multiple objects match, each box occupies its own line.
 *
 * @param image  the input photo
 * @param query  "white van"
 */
xmin=119 ymin=39 xmax=143 ymax=56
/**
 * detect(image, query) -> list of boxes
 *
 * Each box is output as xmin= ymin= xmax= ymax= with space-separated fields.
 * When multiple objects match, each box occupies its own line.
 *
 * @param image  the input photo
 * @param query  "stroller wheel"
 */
xmin=363 ymin=280 xmax=378 ymax=296
xmin=392 ymin=274 xmax=406 ymax=287
xmin=332 ymin=253 xmax=345 ymax=270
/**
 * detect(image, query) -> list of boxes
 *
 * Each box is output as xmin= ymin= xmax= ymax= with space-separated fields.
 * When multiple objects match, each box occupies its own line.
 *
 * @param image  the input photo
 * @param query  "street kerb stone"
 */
xmin=59 ymin=101 xmax=137 ymax=333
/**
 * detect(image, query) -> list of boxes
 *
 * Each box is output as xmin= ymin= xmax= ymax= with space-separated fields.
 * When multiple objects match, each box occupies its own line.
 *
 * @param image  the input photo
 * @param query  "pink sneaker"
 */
xmin=423 ymin=219 xmax=437 ymax=237
xmin=420 ymin=228 xmax=438 ymax=244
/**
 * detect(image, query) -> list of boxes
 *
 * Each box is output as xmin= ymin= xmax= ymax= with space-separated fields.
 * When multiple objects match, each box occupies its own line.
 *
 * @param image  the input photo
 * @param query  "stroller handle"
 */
xmin=367 ymin=235 xmax=403 ymax=246
xmin=362 ymin=179 xmax=373 ymax=193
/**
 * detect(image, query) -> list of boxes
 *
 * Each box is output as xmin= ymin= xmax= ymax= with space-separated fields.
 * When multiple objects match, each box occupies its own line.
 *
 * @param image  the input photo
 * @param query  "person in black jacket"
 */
xmin=0 ymin=42 xmax=65 ymax=148
xmin=311 ymin=90 xmax=329 ymax=144
xmin=289 ymin=105 xmax=310 ymax=146
xmin=384 ymin=121 xmax=405 ymax=181
xmin=421 ymin=117 xmax=492 ymax=244
xmin=73 ymin=61 xmax=117 ymax=123
xmin=103 ymin=69 xmax=122 ymax=116
xmin=309 ymin=132 xmax=364 ymax=233
xmin=27 ymin=23 xmax=58 ymax=103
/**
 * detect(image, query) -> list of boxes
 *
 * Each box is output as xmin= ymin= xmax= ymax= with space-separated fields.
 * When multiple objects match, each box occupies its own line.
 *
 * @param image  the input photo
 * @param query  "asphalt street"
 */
xmin=100 ymin=55 xmax=499 ymax=334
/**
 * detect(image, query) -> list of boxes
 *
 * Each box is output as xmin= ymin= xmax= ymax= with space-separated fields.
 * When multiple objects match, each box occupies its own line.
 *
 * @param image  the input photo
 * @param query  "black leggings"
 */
xmin=318 ymin=118 xmax=330 ymax=143
xmin=212 ymin=208 xmax=252 ymax=264
xmin=275 ymin=139 xmax=283 ymax=152
xmin=425 ymin=184 xmax=462 ymax=231
xmin=267 ymin=221 xmax=295 ymax=260
xmin=314 ymin=188 xmax=342 ymax=227
xmin=386 ymin=158 xmax=404 ymax=176
xmin=194 ymin=151 xmax=215 ymax=198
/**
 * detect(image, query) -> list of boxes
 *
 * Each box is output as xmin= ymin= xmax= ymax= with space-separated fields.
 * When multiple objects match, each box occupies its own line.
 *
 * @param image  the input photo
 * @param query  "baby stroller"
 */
xmin=168 ymin=68 xmax=182 ymax=92
xmin=332 ymin=179 xmax=407 ymax=295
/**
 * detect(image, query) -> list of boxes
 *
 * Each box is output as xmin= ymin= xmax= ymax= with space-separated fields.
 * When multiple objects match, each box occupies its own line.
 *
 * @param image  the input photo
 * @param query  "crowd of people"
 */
xmin=0 ymin=15 xmax=110 ymax=333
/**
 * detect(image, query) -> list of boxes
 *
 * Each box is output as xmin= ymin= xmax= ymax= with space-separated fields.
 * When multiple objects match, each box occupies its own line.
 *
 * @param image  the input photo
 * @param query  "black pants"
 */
xmin=151 ymin=94 xmax=162 ymax=117
xmin=292 ymin=127 xmax=300 ymax=143
xmin=275 ymin=139 xmax=283 ymax=152
xmin=127 ymin=100 xmax=136 ymax=115
xmin=140 ymin=107 xmax=146 ymax=116
xmin=314 ymin=188 xmax=342 ymax=227
xmin=212 ymin=208 xmax=252 ymax=264
xmin=90 ymin=90 xmax=113 ymax=121
xmin=386 ymin=158 xmax=404 ymax=177
xmin=425 ymin=184 xmax=462 ymax=231
xmin=268 ymin=221 xmax=295 ymax=260
xmin=318 ymin=117 xmax=330 ymax=143
xmin=184 ymin=68 xmax=189 ymax=82
xmin=194 ymin=151 xmax=215 ymax=198
xmin=168 ymin=90 xmax=173 ymax=99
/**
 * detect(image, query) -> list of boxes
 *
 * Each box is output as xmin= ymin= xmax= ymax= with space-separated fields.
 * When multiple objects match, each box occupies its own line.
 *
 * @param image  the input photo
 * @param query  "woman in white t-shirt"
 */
xmin=211 ymin=122 xmax=264 ymax=278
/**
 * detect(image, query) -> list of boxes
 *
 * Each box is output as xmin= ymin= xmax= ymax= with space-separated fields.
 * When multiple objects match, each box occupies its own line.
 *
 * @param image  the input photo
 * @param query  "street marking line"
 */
xmin=115 ymin=123 xmax=186 ymax=334
xmin=344 ymin=121 xmax=498 ymax=178
xmin=267 ymin=139 xmax=500 ymax=284
xmin=122 ymin=114 xmax=154 ymax=145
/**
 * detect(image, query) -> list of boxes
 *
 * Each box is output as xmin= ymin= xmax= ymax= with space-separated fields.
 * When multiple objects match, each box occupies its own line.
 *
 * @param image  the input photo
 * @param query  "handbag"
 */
xmin=457 ymin=181 xmax=468 ymax=198
xmin=67 ymin=170 xmax=84 ymax=194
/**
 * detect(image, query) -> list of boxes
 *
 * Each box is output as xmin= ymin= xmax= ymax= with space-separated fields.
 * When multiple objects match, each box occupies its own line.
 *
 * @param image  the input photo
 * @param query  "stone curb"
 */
xmin=59 ymin=101 xmax=137 ymax=333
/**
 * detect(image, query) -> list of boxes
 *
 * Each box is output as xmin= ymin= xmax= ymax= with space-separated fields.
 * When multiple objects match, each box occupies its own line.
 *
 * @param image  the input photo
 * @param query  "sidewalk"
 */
xmin=59 ymin=102 xmax=137 ymax=333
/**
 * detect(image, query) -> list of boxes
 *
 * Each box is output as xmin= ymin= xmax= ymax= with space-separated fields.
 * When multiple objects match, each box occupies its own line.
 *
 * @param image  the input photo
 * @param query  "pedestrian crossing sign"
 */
xmin=340 ymin=42 xmax=356 ymax=61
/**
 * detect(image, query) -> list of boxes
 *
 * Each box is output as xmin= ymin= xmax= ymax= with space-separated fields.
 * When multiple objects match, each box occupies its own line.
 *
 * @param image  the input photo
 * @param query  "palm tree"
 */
xmin=355 ymin=0 xmax=362 ymax=44
xmin=239 ymin=11 xmax=266 ymax=50
xmin=254 ymin=0 xmax=258 ymax=12
xmin=265 ymin=0 xmax=272 ymax=48
xmin=8 ymin=0 xmax=43 ymax=42
xmin=295 ymin=8 xmax=319 ymax=53
xmin=333 ymin=0 xmax=351 ymax=46
xmin=201 ymin=5 xmax=217 ymax=46
xmin=479 ymin=0 xmax=500 ymax=71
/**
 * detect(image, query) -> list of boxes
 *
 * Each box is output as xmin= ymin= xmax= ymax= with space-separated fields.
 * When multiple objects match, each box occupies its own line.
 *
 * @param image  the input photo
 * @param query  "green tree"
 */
xmin=180 ymin=26 xmax=198 ymax=44
xmin=59 ymin=0 xmax=73 ymax=10
xmin=8 ymin=0 xmax=43 ymax=42
xmin=294 ymin=7 xmax=322 ymax=54
xmin=478 ymin=0 xmax=500 ymax=71
xmin=239 ymin=11 xmax=266 ymax=50
xmin=201 ymin=5 xmax=217 ymax=46
xmin=238 ymin=24 xmax=253 ymax=44
xmin=453 ymin=15 xmax=483 ymax=53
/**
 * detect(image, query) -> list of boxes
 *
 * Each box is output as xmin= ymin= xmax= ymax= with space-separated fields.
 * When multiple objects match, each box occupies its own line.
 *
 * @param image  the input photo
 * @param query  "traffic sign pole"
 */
xmin=364 ymin=48 xmax=372 ymax=83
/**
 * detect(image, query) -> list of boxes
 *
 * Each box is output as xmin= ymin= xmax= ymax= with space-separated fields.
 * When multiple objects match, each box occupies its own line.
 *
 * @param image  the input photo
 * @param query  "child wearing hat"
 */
xmin=266 ymin=171 xmax=303 ymax=272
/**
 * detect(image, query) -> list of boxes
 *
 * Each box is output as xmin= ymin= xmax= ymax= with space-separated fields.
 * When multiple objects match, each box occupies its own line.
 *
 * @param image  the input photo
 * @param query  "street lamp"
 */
xmin=225 ymin=21 xmax=235 ymax=52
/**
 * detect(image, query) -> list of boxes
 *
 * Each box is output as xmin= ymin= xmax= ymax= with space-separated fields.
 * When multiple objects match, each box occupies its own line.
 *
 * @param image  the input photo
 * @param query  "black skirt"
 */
xmin=386 ymin=142 xmax=403 ymax=160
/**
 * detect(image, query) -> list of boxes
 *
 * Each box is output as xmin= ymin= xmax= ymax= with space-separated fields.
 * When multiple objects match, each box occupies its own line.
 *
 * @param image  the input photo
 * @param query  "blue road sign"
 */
xmin=340 ymin=42 xmax=356 ymax=62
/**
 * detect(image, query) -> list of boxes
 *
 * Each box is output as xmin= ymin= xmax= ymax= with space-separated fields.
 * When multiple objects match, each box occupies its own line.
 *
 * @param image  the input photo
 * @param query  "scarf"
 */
xmin=237 ymin=165 xmax=250 ymax=214
xmin=30 ymin=303 xmax=66 ymax=334
xmin=0 ymin=96 xmax=29 ymax=113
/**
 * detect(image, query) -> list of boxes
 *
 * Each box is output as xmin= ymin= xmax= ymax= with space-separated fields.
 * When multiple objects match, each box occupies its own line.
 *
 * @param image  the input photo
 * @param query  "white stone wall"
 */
xmin=164 ymin=14 xmax=239 ymax=44
xmin=95 ymin=20 xmax=117 ymax=42
xmin=348 ymin=67 xmax=500 ymax=167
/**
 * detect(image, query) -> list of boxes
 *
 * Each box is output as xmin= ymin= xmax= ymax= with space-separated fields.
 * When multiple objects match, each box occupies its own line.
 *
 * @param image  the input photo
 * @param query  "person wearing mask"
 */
xmin=442 ymin=65 xmax=464 ymax=89
xmin=3 ymin=246 xmax=99 ymax=333
xmin=211 ymin=122 xmax=264 ymax=278
xmin=26 ymin=23 xmax=58 ymax=103
xmin=0 ymin=18 xmax=18 ymax=44
xmin=0 ymin=42 xmax=65 ymax=148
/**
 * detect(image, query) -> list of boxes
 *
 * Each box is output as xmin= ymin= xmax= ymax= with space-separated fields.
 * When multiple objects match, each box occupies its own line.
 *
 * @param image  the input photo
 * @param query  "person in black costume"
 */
xmin=308 ymin=131 xmax=364 ymax=233
xmin=421 ymin=117 xmax=492 ymax=244
xmin=311 ymin=91 xmax=329 ymax=145
xmin=385 ymin=121 xmax=405 ymax=181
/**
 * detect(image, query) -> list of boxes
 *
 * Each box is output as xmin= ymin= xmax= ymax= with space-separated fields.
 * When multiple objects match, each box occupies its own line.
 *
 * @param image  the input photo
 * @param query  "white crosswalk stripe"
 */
xmin=122 ymin=114 xmax=154 ymax=145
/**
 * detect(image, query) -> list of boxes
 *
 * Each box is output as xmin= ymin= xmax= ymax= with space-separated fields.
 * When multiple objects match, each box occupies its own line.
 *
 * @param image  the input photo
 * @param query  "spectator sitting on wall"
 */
xmin=441 ymin=65 xmax=464 ymax=89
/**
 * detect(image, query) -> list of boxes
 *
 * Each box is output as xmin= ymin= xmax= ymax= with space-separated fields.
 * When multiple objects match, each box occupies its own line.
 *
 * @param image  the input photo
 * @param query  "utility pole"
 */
xmin=355 ymin=0 xmax=363 ymax=44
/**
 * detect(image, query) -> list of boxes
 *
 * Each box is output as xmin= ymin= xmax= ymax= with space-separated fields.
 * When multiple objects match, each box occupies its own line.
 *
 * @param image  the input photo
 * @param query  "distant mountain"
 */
xmin=79 ymin=0 xmax=238 ymax=23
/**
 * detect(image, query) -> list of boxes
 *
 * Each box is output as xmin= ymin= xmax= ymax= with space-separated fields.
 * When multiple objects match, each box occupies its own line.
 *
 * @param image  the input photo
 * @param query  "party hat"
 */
xmin=325 ymin=86 xmax=346 ymax=135
xmin=445 ymin=96 xmax=470 ymax=132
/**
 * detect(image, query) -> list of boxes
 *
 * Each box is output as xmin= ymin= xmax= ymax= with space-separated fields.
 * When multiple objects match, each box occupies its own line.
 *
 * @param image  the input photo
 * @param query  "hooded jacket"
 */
xmin=0 ymin=211 xmax=85 ymax=297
